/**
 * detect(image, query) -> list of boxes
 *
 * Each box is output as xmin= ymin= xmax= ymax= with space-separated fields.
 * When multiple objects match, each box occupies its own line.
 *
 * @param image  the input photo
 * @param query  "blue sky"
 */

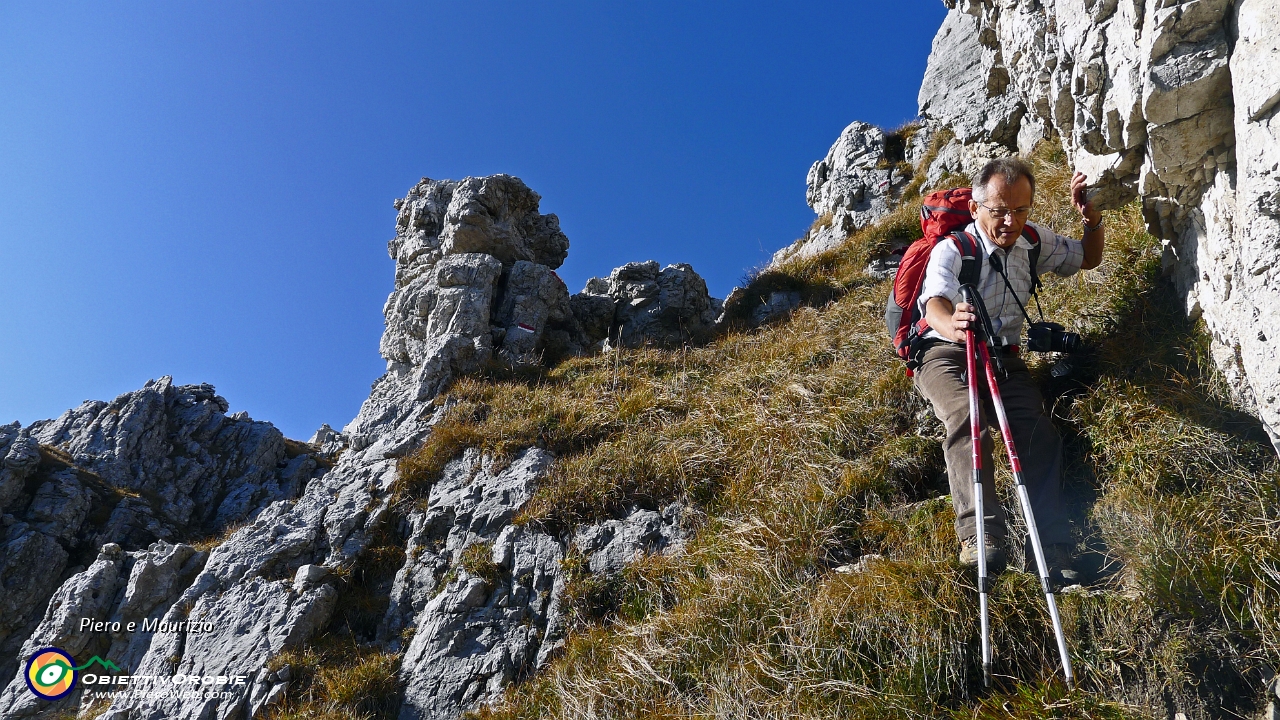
xmin=0 ymin=1 xmax=947 ymax=440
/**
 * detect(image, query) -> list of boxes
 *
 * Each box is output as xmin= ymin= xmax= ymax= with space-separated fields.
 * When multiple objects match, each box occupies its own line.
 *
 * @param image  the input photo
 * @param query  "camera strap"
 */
xmin=988 ymin=252 xmax=1045 ymax=324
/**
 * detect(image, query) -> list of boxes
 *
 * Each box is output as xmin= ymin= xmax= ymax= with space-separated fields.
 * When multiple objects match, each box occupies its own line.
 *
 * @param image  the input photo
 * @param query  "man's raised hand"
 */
xmin=1071 ymin=171 xmax=1102 ymax=227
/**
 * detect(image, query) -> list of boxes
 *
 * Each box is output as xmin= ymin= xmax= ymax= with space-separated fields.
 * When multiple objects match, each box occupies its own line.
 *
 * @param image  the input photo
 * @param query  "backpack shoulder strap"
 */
xmin=949 ymin=231 xmax=981 ymax=287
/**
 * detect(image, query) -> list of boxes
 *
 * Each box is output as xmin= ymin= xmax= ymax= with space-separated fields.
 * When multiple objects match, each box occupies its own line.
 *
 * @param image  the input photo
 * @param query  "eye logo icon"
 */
xmin=25 ymin=647 xmax=78 ymax=700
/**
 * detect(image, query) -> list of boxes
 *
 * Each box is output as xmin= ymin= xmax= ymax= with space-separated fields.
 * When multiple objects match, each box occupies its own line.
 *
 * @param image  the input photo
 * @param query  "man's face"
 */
xmin=969 ymin=175 xmax=1034 ymax=249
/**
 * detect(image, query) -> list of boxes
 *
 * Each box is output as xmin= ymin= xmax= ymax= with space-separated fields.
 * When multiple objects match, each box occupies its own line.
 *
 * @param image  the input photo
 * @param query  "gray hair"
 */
xmin=971 ymin=157 xmax=1036 ymax=202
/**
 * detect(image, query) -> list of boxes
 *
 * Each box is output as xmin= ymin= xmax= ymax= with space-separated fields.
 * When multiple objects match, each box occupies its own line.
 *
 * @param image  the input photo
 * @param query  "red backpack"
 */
xmin=884 ymin=187 xmax=1040 ymax=373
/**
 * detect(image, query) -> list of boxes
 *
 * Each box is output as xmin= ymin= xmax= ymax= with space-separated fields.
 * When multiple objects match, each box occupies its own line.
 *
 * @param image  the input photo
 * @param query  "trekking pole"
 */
xmin=974 ymin=339 xmax=1075 ymax=689
xmin=962 ymin=286 xmax=1076 ymax=691
xmin=960 ymin=286 xmax=993 ymax=688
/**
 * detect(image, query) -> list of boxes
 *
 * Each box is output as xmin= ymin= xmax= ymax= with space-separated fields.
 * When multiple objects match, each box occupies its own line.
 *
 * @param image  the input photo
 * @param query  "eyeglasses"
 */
xmin=977 ymin=202 xmax=1032 ymax=220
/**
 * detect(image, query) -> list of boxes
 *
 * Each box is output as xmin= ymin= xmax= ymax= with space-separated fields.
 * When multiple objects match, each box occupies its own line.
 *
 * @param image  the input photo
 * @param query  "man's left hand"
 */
xmin=1071 ymin=172 xmax=1102 ymax=227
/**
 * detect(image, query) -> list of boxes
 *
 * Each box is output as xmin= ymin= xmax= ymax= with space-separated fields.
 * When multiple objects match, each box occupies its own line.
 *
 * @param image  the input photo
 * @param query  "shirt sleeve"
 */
xmin=1030 ymin=221 xmax=1085 ymax=277
xmin=916 ymin=238 xmax=964 ymax=318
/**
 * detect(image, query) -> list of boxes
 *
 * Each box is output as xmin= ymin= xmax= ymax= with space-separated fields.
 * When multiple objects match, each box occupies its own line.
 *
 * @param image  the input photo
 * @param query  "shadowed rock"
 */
xmin=578 ymin=261 xmax=723 ymax=348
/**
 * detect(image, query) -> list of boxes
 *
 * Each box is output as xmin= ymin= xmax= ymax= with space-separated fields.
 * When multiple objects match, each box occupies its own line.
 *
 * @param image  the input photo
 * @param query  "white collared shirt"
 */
xmin=917 ymin=221 xmax=1085 ymax=345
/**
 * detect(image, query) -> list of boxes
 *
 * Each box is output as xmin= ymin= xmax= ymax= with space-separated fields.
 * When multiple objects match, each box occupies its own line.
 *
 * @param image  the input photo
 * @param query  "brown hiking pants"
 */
xmin=912 ymin=343 xmax=1070 ymax=547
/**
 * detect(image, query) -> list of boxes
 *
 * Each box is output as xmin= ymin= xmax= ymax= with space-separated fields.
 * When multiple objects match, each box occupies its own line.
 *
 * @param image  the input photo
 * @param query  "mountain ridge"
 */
xmin=0 ymin=1 xmax=1276 ymax=718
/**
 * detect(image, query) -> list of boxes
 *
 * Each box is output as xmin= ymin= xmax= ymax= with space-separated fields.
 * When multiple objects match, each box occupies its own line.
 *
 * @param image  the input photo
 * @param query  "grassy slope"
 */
xmin=266 ymin=139 xmax=1280 ymax=719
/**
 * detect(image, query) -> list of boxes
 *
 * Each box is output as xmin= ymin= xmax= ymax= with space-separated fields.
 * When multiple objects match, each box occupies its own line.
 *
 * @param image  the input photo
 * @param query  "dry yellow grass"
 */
xmin=264 ymin=636 xmax=402 ymax=720
xmin=464 ymin=142 xmax=1278 ymax=719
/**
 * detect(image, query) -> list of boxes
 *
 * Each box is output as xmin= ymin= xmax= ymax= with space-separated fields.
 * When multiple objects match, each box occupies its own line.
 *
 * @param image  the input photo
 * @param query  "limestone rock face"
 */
xmin=381 ymin=248 xmax=503 ymax=384
xmin=89 ymin=438 xmax=404 ymax=719
xmin=384 ymin=174 xmax=731 ymax=367
xmin=0 ymin=544 xmax=129 ymax=719
xmin=29 ymin=378 xmax=314 ymax=537
xmin=439 ymin=176 xmax=569 ymax=269
xmin=774 ymin=121 xmax=916 ymax=262
xmin=578 ymin=261 xmax=724 ymax=348
xmin=0 ymin=523 xmax=67 ymax=678
xmin=573 ymin=504 xmax=686 ymax=576
xmin=376 ymin=450 xmax=691 ymax=719
xmin=492 ymin=261 xmax=575 ymax=364
xmin=0 ymin=541 xmax=207 ymax=718
xmin=386 ymin=449 xmax=566 ymax=719
xmin=308 ymin=422 xmax=346 ymax=457
xmin=0 ymin=377 xmax=324 ymax=694
xmin=918 ymin=9 xmax=1025 ymax=148
xmin=909 ymin=0 xmax=1280 ymax=449
xmin=925 ymin=139 xmax=1014 ymax=189
xmin=807 ymin=122 xmax=913 ymax=229
xmin=384 ymin=177 xmax=494 ymax=372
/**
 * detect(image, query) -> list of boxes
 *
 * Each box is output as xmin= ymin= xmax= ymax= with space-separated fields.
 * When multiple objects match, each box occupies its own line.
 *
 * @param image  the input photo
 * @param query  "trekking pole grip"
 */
xmin=960 ymin=284 xmax=1005 ymax=375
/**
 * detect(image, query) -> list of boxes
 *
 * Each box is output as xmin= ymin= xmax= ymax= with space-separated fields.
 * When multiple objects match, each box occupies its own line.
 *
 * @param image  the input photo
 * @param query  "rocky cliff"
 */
xmin=0 ymin=381 xmax=324 ymax=706
xmin=787 ymin=0 xmax=1280 ymax=451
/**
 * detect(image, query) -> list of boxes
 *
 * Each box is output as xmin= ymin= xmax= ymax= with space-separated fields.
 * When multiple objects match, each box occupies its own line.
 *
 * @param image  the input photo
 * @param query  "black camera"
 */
xmin=1026 ymin=322 xmax=1082 ymax=353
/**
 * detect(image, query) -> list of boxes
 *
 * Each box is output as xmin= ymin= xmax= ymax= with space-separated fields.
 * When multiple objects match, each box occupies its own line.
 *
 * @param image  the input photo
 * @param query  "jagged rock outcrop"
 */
xmin=382 ymin=174 xmax=571 ymax=379
xmin=82 ymin=432 xmax=680 ymax=720
xmin=0 ymin=378 xmax=323 ymax=699
xmin=773 ymin=121 xmax=923 ymax=262
xmin=383 ymin=174 xmax=724 ymax=372
xmin=579 ymin=261 xmax=723 ymax=348
xmin=384 ymin=448 xmax=565 ymax=719
xmin=0 ymin=541 xmax=207 ymax=718
xmin=491 ymin=260 xmax=577 ymax=363
xmin=308 ymin=423 xmax=346 ymax=457
xmin=918 ymin=9 xmax=1026 ymax=150
xmin=913 ymin=0 xmax=1280 ymax=449
xmin=86 ymin=382 xmax=431 ymax=719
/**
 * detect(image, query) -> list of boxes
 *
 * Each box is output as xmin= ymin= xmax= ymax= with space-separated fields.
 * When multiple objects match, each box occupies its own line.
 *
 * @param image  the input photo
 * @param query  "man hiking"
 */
xmin=912 ymin=156 xmax=1104 ymax=584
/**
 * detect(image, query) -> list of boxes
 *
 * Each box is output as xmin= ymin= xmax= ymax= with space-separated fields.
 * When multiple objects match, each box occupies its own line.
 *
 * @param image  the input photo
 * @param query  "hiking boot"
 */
xmin=1041 ymin=543 xmax=1080 ymax=588
xmin=958 ymin=535 xmax=1006 ymax=573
